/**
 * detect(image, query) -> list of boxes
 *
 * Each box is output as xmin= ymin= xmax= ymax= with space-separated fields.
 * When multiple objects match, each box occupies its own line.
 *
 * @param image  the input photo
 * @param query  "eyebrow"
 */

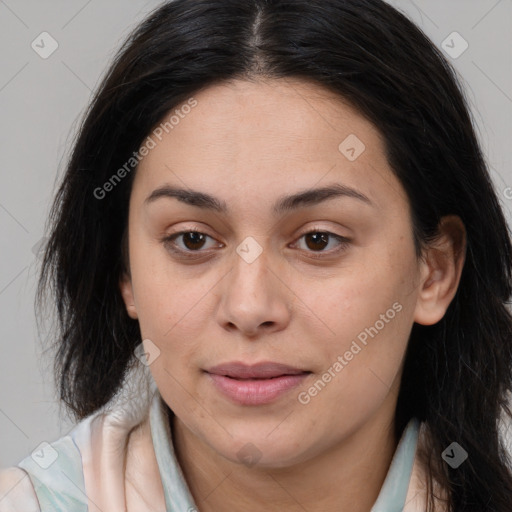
xmin=144 ymin=183 xmax=374 ymax=215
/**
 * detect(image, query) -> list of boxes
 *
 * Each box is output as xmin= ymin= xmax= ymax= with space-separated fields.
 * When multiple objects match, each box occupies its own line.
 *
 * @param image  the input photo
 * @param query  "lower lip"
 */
xmin=206 ymin=372 xmax=310 ymax=405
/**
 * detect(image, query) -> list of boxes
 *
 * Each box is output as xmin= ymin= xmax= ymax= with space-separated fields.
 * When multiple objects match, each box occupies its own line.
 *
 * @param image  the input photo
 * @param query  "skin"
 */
xmin=119 ymin=78 xmax=466 ymax=512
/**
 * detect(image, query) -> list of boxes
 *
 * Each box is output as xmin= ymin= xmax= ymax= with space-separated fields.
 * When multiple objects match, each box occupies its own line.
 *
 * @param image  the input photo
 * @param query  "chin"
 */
xmin=207 ymin=431 xmax=312 ymax=470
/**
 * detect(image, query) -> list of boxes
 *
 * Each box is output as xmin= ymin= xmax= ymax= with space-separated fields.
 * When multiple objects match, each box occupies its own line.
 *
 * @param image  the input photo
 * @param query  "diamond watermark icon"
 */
xmin=134 ymin=339 xmax=161 ymax=366
xmin=31 ymin=441 xmax=58 ymax=469
xmin=236 ymin=236 xmax=263 ymax=264
xmin=236 ymin=442 xmax=262 ymax=467
xmin=31 ymin=237 xmax=48 ymax=260
xmin=441 ymin=32 xmax=468 ymax=60
xmin=442 ymin=442 xmax=468 ymax=469
xmin=339 ymin=134 xmax=366 ymax=162
xmin=31 ymin=32 xmax=59 ymax=59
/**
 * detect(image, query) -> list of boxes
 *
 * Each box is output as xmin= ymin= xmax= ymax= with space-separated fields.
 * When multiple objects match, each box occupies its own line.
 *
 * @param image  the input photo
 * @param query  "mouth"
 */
xmin=204 ymin=361 xmax=312 ymax=405
xmin=205 ymin=361 xmax=311 ymax=379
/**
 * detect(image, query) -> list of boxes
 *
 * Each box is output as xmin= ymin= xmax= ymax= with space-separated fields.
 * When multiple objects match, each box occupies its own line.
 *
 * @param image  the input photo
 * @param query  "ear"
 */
xmin=119 ymin=272 xmax=138 ymax=319
xmin=413 ymin=215 xmax=466 ymax=326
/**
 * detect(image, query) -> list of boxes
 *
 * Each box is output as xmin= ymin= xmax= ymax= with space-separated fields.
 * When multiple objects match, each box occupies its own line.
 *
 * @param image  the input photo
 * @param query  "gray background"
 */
xmin=0 ymin=0 xmax=511 ymax=468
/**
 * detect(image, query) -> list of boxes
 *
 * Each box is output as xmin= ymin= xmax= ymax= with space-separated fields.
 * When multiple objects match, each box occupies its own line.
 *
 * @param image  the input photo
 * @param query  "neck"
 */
xmin=171 ymin=409 xmax=400 ymax=512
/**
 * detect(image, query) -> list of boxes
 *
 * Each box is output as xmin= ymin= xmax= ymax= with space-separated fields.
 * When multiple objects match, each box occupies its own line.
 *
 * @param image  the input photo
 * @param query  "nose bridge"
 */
xmin=216 ymin=234 xmax=291 ymax=335
xmin=231 ymin=235 xmax=272 ymax=295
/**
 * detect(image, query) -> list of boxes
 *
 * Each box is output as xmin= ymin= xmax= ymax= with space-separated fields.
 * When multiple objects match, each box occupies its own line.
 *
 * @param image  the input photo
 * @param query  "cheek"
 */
xmin=315 ymin=258 xmax=414 ymax=346
xmin=128 ymin=233 xmax=205 ymax=333
xmin=307 ymin=242 xmax=417 ymax=390
xmin=298 ymin=301 xmax=411 ymax=430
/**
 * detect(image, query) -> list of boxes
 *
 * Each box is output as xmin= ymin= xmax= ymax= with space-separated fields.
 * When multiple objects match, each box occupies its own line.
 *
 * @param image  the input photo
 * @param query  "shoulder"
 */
xmin=0 ymin=467 xmax=40 ymax=512
xmin=0 ymin=362 xmax=158 ymax=512
xmin=0 ymin=429 xmax=89 ymax=512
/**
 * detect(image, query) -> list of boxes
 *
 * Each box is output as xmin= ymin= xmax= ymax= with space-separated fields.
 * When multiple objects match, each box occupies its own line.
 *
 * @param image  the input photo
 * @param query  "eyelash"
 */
xmin=161 ymin=227 xmax=350 ymax=260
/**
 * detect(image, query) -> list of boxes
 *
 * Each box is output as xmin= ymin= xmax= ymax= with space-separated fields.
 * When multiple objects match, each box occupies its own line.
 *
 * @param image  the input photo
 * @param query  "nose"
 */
xmin=215 ymin=242 xmax=292 ymax=338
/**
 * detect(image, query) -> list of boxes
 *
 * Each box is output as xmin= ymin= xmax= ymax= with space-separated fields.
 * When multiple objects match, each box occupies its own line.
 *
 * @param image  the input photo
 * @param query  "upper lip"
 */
xmin=205 ymin=361 xmax=310 ymax=379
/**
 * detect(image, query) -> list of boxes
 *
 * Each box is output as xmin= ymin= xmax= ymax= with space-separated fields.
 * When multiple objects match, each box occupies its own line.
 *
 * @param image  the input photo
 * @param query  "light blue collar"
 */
xmin=150 ymin=393 xmax=420 ymax=511
xmin=371 ymin=417 xmax=420 ymax=511
xmin=150 ymin=394 xmax=198 ymax=511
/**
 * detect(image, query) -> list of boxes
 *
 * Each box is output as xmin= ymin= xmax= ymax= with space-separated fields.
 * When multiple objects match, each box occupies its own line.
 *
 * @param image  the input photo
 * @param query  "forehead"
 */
xmin=131 ymin=78 xmax=407 ymax=214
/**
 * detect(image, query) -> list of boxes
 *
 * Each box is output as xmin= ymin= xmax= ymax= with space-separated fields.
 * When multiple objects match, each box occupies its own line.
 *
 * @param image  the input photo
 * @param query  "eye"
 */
xmin=292 ymin=229 xmax=350 ymax=258
xmin=161 ymin=227 xmax=350 ymax=260
xmin=162 ymin=229 xmax=221 ymax=256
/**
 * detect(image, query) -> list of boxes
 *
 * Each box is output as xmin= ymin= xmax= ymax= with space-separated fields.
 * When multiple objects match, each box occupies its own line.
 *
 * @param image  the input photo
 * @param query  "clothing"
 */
xmin=0 ymin=363 xmax=440 ymax=511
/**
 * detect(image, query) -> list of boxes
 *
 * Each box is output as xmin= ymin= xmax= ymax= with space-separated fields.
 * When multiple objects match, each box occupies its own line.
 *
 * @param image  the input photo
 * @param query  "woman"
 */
xmin=1 ymin=0 xmax=511 ymax=510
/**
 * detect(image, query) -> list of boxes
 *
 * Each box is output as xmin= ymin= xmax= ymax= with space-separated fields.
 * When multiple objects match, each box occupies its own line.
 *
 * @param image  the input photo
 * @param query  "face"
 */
xmin=120 ymin=78 xmax=432 ymax=468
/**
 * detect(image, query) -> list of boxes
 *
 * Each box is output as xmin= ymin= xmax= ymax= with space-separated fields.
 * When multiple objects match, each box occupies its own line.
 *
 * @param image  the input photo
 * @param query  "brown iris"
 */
xmin=304 ymin=232 xmax=329 ymax=251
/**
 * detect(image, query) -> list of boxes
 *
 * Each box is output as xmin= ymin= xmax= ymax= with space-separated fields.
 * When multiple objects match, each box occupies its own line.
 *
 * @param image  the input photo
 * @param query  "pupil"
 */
xmin=184 ymin=232 xmax=205 ymax=250
xmin=306 ymin=232 xmax=328 ymax=251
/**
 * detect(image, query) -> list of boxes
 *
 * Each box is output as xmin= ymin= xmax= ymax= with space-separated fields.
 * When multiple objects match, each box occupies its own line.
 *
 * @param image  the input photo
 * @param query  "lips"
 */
xmin=204 ymin=361 xmax=311 ymax=405
xmin=205 ymin=361 xmax=309 ymax=379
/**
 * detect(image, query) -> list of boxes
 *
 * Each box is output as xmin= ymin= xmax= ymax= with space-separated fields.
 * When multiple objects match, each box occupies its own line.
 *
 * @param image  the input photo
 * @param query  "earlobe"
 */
xmin=413 ymin=215 xmax=466 ymax=326
xmin=119 ymin=273 xmax=138 ymax=319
